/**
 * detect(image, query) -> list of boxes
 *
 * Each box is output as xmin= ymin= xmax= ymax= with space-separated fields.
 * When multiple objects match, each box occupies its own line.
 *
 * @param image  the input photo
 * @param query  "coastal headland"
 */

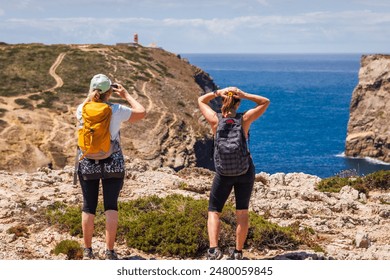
xmin=0 ymin=44 xmax=389 ymax=260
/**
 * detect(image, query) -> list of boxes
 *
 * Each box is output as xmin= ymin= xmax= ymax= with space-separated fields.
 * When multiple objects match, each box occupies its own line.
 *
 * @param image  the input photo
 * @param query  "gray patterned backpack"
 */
xmin=214 ymin=113 xmax=250 ymax=176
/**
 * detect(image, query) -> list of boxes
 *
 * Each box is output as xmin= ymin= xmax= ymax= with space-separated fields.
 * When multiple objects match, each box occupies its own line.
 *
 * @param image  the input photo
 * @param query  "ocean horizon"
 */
xmin=183 ymin=53 xmax=390 ymax=178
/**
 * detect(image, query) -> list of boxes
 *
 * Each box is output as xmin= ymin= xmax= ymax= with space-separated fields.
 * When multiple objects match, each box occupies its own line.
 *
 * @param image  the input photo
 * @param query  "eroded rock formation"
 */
xmin=345 ymin=55 xmax=390 ymax=162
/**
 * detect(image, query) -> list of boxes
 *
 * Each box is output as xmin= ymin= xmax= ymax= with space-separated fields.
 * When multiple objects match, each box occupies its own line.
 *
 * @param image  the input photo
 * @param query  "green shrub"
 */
xmin=14 ymin=98 xmax=33 ymax=109
xmin=0 ymin=108 xmax=7 ymax=118
xmin=36 ymin=91 xmax=59 ymax=108
xmin=287 ymin=222 xmax=324 ymax=253
xmin=45 ymin=195 xmax=319 ymax=258
xmin=316 ymin=177 xmax=353 ymax=192
xmin=46 ymin=201 xmax=82 ymax=236
xmin=53 ymin=240 xmax=83 ymax=260
xmin=28 ymin=94 xmax=43 ymax=101
xmin=363 ymin=170 xmax=390 ymax=190
xmin=247 ymin=213 xmax=299 ymax=250
xmin=121 ymin=195 xmax=209 ymax=257
xmin=317 ymin=170 xmax=390 ymax=194
xmin=177 ymin=100 xmax=186 ymax=107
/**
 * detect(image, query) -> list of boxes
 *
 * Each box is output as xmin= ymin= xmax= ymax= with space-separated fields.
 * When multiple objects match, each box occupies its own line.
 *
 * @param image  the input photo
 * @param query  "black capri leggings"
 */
xmin=208 ymin=160 xmax=255 ymax=213
xmin=78 ymin=173 xmax=123 ymax=215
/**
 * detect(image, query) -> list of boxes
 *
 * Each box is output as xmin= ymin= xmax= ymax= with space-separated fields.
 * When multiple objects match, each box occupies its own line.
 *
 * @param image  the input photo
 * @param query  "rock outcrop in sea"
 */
xmin=345 ymin=54 xmax=390 ymax=163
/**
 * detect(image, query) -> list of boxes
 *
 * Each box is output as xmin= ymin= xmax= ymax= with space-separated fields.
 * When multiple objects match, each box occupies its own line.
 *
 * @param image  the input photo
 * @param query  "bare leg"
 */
xmin=82 ymin=212 xmax=95 ymax=248
xmin=105 ymin=210 xmax=118 ymax=250
xmin=236 ymin=210 xmax=249 ymax=251
xmin=208 ymin=211 xmax=221 ymax=247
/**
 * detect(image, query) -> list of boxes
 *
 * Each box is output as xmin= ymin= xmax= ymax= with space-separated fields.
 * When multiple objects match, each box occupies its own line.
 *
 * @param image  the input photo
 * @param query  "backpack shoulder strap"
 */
xmin=215 ymin=113 xmax=223 ymax=131
xmin=236 ymin=112 xmax=244 ymax=123
xmin=236 ymin=112 xmax=250 ymax=148
xmin=73 ymin=147 xmax=81 ymax=185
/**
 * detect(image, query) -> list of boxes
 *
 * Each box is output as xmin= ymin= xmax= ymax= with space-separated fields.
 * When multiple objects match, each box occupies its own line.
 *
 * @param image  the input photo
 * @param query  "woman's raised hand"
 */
xmin=112 ymin=83 xmax=128 ymax=99
xmin=220 ymin=87 xmax=246 ymax=99
xmin=232 ymin=88 xmax=247 ymax=99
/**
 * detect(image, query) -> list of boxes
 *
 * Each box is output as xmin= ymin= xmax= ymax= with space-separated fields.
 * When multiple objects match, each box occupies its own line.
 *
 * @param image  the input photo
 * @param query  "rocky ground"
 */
xmin=1 ymin=157 xmax=390 ymax=260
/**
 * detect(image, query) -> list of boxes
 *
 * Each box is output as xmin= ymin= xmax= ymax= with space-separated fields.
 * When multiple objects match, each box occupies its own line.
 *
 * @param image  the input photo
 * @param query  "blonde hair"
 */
xmin=221 ymin=92 xmax=240 ymax=116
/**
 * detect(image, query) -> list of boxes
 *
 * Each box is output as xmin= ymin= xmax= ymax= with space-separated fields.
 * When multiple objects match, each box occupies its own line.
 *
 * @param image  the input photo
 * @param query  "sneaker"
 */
xmin=228 ymin=248 xmax=243 ymax=260
xmin=105 ymin=249 xmax=119 ymax=260
xmin=207 ymin=247 xmax=223 ymax=260
xmin=83 ymin=248 xmax=95 ymax=260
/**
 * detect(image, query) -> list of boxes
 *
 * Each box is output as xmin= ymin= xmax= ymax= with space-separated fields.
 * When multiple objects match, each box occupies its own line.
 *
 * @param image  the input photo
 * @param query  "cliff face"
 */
xmin=345 ymin=55 xmax=390 ymax=162
xmin=0 ymin=44 xmax=217 ymax=172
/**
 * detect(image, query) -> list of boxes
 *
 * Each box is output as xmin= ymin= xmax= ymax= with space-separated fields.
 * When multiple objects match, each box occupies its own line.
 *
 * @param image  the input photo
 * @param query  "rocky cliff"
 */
xmin=0 ymin=43 xmax=216 ymax=172
xmin=345 ymin=55 xmax=390 ymax=162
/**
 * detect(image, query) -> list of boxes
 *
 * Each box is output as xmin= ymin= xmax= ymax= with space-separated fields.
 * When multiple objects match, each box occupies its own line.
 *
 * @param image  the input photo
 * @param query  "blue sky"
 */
xmin=1 ymin=0 xmax=390 ymax=53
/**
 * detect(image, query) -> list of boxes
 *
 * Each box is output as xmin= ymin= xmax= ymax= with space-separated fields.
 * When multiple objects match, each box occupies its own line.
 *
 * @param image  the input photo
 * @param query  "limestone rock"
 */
xmin=345 ymin=54 xmax=390 ymax=163
xmin=355 ymin=230 xmax=371 ymax=249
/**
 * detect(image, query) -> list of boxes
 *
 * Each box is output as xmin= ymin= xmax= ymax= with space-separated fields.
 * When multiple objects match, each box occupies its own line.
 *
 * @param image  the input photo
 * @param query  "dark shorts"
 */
xmin=208 ymin=160 xmax=255 ymax=212
xmin=78 ymin=174 xmax=123 ymax=215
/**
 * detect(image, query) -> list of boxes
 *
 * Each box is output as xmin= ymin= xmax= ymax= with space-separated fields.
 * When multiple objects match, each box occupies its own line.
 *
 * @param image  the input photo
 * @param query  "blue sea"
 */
xmin=183 ymin=53 xmax=390 ymax=178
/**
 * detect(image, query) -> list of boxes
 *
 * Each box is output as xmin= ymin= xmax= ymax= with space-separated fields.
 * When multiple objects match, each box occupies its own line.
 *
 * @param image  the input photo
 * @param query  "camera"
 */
xmin=111 ymin=83 xmax=119 ymax=89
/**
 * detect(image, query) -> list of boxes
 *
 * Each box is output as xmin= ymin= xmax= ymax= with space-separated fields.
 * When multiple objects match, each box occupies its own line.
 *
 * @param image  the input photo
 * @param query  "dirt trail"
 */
xmin=47 ymin=52 xmax=66 ymax=91
xmin=0 ymin=52 xmax=71 ymax=171
xmin=142 ymin=69 xmax=155 ymax=112
xmin=1 ymin=52 xmax=67 ymax=110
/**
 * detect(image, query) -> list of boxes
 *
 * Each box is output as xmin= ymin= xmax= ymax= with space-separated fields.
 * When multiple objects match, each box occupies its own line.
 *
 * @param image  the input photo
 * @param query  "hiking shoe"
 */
xmin=207 ymin=247 xmax=223 ymax=260
xmin=228 ymin=248 xmax=243 ymax=260
xmin=105 ymin=249 xmax=119 ymax=260
xmin=83 ymin=248 xmax=95 ymax=260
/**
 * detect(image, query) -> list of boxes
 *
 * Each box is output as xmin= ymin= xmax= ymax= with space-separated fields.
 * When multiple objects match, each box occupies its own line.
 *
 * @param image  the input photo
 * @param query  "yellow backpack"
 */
xmin=78 ymin=102 xmax=112 ymax=160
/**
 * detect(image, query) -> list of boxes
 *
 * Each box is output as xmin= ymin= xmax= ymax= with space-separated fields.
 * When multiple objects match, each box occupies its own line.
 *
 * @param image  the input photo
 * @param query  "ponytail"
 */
xmin=221 ymin=92 xmax=240 ymax=116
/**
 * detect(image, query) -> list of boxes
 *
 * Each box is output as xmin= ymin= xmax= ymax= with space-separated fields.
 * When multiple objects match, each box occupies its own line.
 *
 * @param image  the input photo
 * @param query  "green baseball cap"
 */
xmin=90 ymin=74 xmax=112 ymax=93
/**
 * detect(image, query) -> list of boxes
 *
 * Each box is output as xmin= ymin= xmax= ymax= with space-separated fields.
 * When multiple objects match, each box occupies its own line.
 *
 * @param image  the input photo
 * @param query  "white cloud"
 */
xmin=2 ymin=9 xmax=390 ymax=52
xmin=4 ymin=10 xmax=390 ymax=33
xmin=159 ymin=10 xmax=390 ymax=34
xmin=0 ymin=9 xmax=4 ymax=16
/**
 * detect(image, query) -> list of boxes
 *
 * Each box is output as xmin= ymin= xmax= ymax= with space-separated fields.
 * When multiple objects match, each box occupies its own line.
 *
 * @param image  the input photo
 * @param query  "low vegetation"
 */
xmin=0 ymin=108 xmax=8 ymax=117
xmin=14 ymin=98 xmax=34 ymax=109
xmin=6 ymin=225 xmax=30 ymax=239
xmin=316 ymin=170 xmax=390 ymax=195
xmin=53 ymin=240 xmax=83 ymax=260
xmin=0 ymin=44 xmax=68 ymax=96
xmin=45 ymin=194 xmax=322 ymax=258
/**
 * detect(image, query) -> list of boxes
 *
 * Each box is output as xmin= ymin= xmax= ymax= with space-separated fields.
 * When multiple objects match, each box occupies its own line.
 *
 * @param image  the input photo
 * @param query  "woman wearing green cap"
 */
xmin=76 ymin=74 xmax=145 ymax=260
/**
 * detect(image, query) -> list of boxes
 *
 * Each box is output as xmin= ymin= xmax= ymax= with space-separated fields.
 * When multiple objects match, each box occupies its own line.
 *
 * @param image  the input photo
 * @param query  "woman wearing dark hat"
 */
xmin=198 ymin=87 xmax=269 ymax=260
xmin=76 ymin=74 xmax=145 ymax=260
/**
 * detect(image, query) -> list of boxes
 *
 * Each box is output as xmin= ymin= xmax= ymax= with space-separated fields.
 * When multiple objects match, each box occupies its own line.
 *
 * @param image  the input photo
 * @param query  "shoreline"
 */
xmin=335 ymin=152 xmax=390 ymax=166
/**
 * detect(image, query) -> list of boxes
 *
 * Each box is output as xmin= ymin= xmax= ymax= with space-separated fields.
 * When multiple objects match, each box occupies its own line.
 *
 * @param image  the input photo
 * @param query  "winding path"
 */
xmin=0 ymin=51 xmax=70 ymax=171
xmin=1 ymin=51 xmax=67 ymax=109
xmin=48 ymin=52 xmax=66 ymax=92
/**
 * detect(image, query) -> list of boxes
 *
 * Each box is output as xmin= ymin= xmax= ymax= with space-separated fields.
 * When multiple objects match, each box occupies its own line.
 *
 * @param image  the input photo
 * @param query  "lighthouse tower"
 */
xmin=134 ymin=33 xmax=138 ymax=45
